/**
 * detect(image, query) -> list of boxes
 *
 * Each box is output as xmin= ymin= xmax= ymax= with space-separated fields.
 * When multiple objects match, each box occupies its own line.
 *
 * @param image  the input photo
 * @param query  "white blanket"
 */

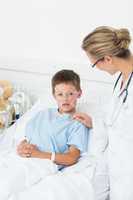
xmin=14 ymin=168 xmax=95 ymax=200
xmin=0 ymin=150 xmax=57 ymax=200
xmin=8 ymin=154 xmax=108 ymax=200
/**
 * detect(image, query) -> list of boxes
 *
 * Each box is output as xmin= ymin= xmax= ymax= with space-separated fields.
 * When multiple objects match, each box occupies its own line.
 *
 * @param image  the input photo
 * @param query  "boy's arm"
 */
xmin=17 ymin=144 xmax=80 ymax=166
xmin=54 ymin=146 xmax=80 ymax=165
xmin=18 ymin=119 xmax=88 ymax=165
xmin=29 ymin=145 xmax=80 ymax=166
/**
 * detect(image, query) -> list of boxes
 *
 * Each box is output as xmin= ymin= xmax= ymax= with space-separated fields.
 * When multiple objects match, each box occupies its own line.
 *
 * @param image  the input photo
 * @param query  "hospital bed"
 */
xmin=0 ymin=63 xmax=113 ymax=200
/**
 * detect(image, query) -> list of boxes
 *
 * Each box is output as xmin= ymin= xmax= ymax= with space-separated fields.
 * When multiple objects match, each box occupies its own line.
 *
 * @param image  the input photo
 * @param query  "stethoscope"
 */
xmin=113 ymin=71 xmax=133 ymax=103
xmin=107 ymin=71 xmax=133 ymax=126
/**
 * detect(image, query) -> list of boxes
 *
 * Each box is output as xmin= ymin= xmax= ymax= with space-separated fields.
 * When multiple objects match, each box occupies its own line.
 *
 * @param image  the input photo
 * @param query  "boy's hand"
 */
xmin=28 ymin=147 xmax=41 ymax=158
xmin=17 ymin=140 xmax=37 ymax=158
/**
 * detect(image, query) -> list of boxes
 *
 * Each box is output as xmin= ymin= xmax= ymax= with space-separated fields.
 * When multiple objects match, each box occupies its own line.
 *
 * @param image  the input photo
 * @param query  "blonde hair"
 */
xmin=82 ymin=26 xmax=131 ymax=59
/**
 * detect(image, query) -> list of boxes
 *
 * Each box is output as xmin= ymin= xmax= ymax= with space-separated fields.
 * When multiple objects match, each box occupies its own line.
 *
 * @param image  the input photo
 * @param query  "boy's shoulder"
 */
xmin=71 ymin=118 xmax=88 ymax=130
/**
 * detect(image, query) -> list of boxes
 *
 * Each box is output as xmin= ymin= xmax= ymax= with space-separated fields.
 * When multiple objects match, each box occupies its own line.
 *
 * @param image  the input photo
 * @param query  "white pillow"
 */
xmin=0 ymin=100 xmax=44 ymax=148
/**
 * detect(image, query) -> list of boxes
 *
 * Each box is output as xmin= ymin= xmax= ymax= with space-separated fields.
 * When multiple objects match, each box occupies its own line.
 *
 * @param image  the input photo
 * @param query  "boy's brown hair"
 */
xmin=52 ymin=69 xmax=81 ymax=94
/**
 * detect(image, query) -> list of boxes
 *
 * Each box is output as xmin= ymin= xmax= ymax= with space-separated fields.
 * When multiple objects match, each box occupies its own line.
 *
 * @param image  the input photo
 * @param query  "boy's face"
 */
xmin=54 ymin=83 xmax=82 ymax=114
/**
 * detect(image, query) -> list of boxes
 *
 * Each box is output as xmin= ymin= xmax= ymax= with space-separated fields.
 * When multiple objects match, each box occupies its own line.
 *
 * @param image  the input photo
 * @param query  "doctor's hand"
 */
xmin=73 ymin=112 xmax=93 ymax=128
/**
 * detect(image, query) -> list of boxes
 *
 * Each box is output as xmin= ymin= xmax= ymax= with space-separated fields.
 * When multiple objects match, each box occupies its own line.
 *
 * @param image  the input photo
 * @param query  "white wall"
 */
xmin=0 ymin=0 xmax=132 ymax=66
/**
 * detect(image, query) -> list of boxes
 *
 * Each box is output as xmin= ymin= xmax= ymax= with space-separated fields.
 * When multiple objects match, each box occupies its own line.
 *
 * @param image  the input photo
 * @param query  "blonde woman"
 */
xmin=73 ymin=26 xmax=133 ymax=200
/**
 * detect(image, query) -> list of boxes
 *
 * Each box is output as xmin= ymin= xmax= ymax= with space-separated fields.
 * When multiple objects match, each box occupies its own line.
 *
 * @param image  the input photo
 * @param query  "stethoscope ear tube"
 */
xmin=113 ymin=72 xmax=122 ymax=92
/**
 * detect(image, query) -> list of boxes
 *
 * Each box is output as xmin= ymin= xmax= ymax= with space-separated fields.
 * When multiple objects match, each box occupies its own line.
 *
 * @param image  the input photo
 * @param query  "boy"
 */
xmin=0 ymin=69 xmax=89 ymax=199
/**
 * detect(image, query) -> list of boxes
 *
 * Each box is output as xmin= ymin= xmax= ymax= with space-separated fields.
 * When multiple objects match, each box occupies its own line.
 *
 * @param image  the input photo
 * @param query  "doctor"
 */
xmin=73 ymin=26 xmax=133 ymax=200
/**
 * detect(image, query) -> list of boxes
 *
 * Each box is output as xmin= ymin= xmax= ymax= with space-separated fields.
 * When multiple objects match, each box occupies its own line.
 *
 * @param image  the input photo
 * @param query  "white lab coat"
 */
xmin=92 ymin=74 xmax=133 ymax=200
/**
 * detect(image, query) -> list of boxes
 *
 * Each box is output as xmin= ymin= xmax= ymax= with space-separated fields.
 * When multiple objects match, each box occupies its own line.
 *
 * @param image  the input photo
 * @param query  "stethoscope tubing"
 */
xmin=113 ymin=71 xmax=133 ymax=103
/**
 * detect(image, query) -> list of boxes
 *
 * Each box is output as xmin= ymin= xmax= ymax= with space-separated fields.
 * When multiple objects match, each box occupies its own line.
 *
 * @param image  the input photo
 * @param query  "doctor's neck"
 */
xmin=118 ymin=55 xmax=133 ymax=82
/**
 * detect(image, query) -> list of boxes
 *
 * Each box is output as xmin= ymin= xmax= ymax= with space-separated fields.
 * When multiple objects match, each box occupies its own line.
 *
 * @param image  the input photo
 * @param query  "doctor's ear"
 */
xmin=104 ymin=55 xmax=113 ymax=65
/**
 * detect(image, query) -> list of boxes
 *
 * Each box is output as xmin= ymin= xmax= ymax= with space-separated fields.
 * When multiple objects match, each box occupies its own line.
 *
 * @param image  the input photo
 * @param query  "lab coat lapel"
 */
xmin=106 ymin=76 xmax=124 ymax=127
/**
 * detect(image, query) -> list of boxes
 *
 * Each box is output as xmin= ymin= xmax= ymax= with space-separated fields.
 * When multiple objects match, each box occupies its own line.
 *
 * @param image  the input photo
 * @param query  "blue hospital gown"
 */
xmin=25 ymin=108 xmax=89 ymax=154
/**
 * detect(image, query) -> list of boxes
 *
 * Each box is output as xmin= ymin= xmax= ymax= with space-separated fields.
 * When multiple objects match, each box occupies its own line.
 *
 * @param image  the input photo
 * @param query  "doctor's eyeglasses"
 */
xmin=91 ymin=57 xmax=104 ymax=68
